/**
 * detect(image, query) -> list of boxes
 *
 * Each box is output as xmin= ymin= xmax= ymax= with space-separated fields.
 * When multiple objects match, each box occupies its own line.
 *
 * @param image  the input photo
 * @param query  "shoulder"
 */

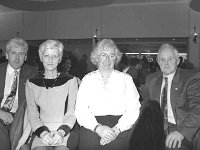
xmin=58 ymin=73 xmax=75 ymax=84
xmin=28 ymin=74 xmax=43 ymax=86
xmin=82 ymin=70 xmax=98 ymax=80
xmin=112 ymin=70 xmax=134 ymax=82
xmin=174 ymin=69 xmax=198 ymax=83
xmin=0 ymin=62 xmax=8 ymax=70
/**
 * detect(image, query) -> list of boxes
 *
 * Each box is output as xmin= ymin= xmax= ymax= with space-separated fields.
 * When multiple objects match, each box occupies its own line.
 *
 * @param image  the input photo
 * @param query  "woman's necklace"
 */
xmin=43 ymin=72 xmax=59 ymax=89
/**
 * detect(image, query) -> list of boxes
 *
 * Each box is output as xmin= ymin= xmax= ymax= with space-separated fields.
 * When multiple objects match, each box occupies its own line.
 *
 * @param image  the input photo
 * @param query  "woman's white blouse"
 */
xmin=75 ymin=70 xmax=140 ymax=132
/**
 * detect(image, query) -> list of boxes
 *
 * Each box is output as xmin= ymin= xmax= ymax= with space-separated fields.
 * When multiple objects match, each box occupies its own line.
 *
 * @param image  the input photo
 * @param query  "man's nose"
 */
xmin=16 ymin=54 xmax=19 ymax=60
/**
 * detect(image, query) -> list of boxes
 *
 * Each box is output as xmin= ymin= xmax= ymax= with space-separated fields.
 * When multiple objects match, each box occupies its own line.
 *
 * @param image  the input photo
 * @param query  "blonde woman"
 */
xmin=26 ymin=40 xmax=78 ymax=150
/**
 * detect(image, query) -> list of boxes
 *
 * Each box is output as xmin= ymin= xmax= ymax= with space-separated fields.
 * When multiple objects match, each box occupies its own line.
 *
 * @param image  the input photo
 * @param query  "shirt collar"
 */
xmin=7 ymin=64 xmax=20 ymax=75
xmin=163 ymin=72 xmax=175 ymax=82
xmin=97 ymin=69 xmax=115 ymax=78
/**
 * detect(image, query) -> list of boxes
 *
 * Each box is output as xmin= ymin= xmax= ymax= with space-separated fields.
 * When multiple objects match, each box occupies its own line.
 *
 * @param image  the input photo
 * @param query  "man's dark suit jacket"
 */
xmin=140 ymin=68 xmax=200 ymax=142
xmin=0 ymin=62 xmax=36 ymax=150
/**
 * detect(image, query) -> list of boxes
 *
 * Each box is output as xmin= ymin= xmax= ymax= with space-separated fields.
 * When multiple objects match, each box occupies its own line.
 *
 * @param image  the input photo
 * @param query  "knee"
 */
xmin=192 ymin=129 xmax=200 ymax=149
xmin=68 ymin=122 xmax=80 ymax=150
xmin=78 ymin=127 xmax=100 ymax=150
xmin=0 ymin=124 xmax=11 ymax=150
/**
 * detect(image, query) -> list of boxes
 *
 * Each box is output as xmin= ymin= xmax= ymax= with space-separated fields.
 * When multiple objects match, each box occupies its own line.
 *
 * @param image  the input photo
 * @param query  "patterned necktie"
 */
xmin=2 ymin=71 xmax=18 ymax=112
xmin=161 ymin=77 xmax=168 ymax=135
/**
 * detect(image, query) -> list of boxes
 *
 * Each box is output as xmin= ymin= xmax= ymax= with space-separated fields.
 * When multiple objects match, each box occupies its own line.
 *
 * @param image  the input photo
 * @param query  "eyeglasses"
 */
xmin=99 ymin=53 xmax=116 ymax=60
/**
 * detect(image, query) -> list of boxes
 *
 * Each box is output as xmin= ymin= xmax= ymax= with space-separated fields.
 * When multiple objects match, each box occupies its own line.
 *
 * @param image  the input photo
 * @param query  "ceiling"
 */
xmin=0 ymin=0 xmax=192 ymax=11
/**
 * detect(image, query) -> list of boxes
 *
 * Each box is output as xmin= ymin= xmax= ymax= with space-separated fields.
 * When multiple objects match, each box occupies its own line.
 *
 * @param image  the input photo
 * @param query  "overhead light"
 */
xmin=93 ymin=29 xmax=98 ymax=44
xmin=193 ymin=26 xmax=198 ymax=44
xmin=125 ymin=53 xmax=187 ymax=55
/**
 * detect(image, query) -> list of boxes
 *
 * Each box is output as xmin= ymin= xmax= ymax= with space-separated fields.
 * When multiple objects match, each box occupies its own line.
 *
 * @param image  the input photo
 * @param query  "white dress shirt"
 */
xmin=1 ymin=64 xmax=20 ymax=113
xmin=160 ymin=73 xmax=176 ymax=124
xmin=75 ymin=70 xmax=140 ymax=132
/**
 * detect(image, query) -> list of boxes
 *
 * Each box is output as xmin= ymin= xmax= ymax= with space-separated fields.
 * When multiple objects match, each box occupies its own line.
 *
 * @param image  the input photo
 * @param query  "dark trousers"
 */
xmin=0 ymin=119 xmax=11 ymax=150
xmin=78 ymin=115 xmax=131 ymax=150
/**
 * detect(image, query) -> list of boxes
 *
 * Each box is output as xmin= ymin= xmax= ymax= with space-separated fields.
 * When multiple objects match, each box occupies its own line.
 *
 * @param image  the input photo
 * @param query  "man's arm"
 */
xmin=177 ymin=74 xmax=200 ymax=142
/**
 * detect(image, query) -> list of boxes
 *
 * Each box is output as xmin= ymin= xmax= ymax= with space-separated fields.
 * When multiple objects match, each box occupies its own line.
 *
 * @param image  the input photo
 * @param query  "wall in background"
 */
xmin=0 ymin=2 xmax=190 ymax=40
xmin=0 ymin=1 xmax=200 ymax=69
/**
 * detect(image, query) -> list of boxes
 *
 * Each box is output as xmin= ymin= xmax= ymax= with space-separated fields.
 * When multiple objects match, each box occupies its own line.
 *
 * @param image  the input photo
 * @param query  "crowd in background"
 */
xmin=0 ymin=47 xmax=195 ymax=85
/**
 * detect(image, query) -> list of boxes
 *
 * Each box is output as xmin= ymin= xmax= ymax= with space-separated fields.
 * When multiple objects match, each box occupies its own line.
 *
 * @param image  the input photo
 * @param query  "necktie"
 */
xmin=161 ymin=77 xmax=168 ymax=135
xmin=2 ymin=71 xmax=18 ymax=112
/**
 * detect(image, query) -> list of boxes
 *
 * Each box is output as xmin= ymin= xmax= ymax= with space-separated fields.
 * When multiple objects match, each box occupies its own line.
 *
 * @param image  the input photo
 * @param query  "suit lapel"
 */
xmin=18 ymin=66 xmax=27 ymax=106
xmin=0 ymin=63 xmax=7 ymax=103
xmin=170 ymin=69 xmax=180 ymax=117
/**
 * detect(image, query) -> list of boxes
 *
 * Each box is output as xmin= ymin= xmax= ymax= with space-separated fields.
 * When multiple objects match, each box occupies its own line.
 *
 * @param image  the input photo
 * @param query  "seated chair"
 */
xmin=129 ymin=100 xmax=165 ymax=150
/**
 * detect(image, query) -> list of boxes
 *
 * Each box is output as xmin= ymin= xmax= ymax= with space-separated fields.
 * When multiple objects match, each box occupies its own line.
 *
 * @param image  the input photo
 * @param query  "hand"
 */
xmin=95 ymin=125 xmax=117 ymax=142
xmin=165 ymin=131 xmax=184 ymax=148
xmin=41 ymin=132 xmax=53 ymax=145
xmin=100 ymin=137 xmax=112 ymax=146
xmin=112 ymin=126 xmax=121 ymax=137
xmin=0 ymin=109 xmax=13 ymax=125
xmin=99 ymin=126 xmax=120 ymax=146
xmin=50 ymin=130 xmax=63 ymax=146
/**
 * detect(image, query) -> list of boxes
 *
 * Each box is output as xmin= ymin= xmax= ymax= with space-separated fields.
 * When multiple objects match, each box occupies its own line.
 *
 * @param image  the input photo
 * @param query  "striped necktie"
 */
xmin=2 ymin=71 xmax=18 ymax=112
xmin=161 ymin=77 xmax=168 ymax=135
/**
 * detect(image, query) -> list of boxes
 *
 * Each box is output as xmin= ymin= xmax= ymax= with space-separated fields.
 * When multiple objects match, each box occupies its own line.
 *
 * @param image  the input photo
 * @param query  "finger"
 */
xmin=165 ymin=135 xmax=172 ymax=148
xmin=7 ymin=114 xmax=13 ymax=124
xmin=100 ymin=139 xmax=108 ymax=146
xmin=52 ymin=136 xmax=62 ymax=145
xmin=106 ymin=130 xmax=117 ymax=138
xmin=104 ymin=134 xmax=115 ymax=141
xmin=54 ymin=138 xmax=61 ymax=145
xmin=108 ymin=132 xmax=117 ymax=140
xmin=3 ymin=120 xmax=7 ymax=125
xmin=165 ymin=135 xmax=170 ymax=147
xmin=57 ymin=138 xmax=62 ymax=144
xmin=42 ymin=138 xmax=49 ymax=145
xmin=168 ymin=137 xmax=174 ymax=148
xmin=177 ymin=139 xmax=182 ymax=148
xmin=100 ymin=138 xmax=104 ymax=145
xmin=45 ymin=135 xmax=52 ymax=145
xmin=50 ymin=137 xmax=57 ymax=145
xmin=172 ymin=139 xmax=178 ymax=148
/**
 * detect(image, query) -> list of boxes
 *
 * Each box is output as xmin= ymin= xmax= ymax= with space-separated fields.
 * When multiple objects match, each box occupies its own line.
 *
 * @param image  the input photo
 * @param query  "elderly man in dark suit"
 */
xmin=140 ymin=44 xmax=200 ymax=150
xmin=0 ymin=37 xmax=36 ymax=150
